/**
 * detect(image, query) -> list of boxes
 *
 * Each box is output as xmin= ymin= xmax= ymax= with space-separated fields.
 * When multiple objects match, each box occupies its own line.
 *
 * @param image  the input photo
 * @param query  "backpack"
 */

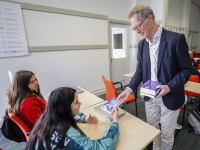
xmin=188 ymin=109 xmax=200 ymax=135
xmin=1 ymin=110 xmax=26 ymax=142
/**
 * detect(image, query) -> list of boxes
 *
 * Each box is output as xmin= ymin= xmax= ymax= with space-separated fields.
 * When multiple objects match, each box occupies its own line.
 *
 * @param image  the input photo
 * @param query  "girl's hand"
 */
xmin=84 ymin=114 xmax=98 ymax=124
xmin=110 ymin=107 xmax=119 ymax=123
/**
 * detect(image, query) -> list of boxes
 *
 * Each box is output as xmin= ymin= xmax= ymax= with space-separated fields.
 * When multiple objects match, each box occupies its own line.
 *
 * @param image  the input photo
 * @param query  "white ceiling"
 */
xmin=192 ymin=0 xmax=200 ymax=7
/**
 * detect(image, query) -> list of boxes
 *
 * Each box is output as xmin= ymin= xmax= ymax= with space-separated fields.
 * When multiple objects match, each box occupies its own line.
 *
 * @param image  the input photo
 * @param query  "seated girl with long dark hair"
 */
xmin=6 ymin=70 xmax=47 ymax=129
xmin=6 ymin=70 xmax=98 ymax=129
xmin=25 ymin=87 xmax=120 ymax=150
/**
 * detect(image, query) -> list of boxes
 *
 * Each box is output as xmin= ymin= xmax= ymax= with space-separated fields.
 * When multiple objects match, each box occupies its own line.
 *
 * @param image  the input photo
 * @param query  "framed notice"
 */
xmin=0 ymin=1 xmax=29 ymax=57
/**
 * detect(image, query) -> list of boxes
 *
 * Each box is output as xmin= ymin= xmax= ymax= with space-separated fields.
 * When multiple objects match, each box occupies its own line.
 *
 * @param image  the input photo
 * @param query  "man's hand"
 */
xmin=155 ymin=85 xmax=171 ymax=98
xmin=117 ymin=88 xmax=132 ymax=102
xmin=84 ymin=114 xmax=98 ymax=124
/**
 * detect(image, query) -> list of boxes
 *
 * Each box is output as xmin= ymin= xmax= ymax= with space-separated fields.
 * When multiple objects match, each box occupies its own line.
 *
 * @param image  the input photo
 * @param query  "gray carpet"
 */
xmin=0 ymin=85 xmax=200 ymax=150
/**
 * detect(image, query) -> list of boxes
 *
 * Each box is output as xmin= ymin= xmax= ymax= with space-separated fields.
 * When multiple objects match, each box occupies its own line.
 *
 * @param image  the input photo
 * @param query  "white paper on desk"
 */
xmin=0 ymin=1 xmax=29 ymax=57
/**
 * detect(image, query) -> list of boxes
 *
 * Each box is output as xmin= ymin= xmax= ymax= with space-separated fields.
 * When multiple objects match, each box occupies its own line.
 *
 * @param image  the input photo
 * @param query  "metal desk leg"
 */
xmin=182 ymin=104 xmax=186 ymax=126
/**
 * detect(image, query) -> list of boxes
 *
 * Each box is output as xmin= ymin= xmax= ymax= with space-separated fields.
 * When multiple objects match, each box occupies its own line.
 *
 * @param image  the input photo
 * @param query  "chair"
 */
xmin=181 ymin=75 xmax=199 ymax=126
xmin=7 ymin=110 xmax=31 ymax=142
xmin=198 ymin=64 xmax=200 ymax=70
xmin=193 ymin=52 xmax=200 ymax=58
xmin=102 ymin=76 xmax=138 ymax=117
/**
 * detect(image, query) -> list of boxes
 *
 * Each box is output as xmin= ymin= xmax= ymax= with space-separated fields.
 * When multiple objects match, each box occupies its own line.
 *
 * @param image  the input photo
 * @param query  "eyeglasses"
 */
xmin=132 ymin=16 xmax=147 ymax=31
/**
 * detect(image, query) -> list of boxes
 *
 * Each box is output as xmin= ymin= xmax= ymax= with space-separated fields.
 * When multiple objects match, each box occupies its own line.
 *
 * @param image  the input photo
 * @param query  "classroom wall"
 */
xmin=168 ymin=0 xmax=182 ymax=27
xmin=129 ymin=0 xmax=137 ymax=73
xmin=189 ymin=3 xmax=200 ymax=52
xmin=168 ymin=0 xmax=200 ymax=52
xmin=150 ymin=0 xmax=163 ymax=21
xmin=189 ymin=3 xmax=200 ymax=34
xmin=135 ymin=0 xmax=163 ymax=22
xmin=180 ymin=0 xmax=191 ymax=28
xmin=11 ymin=0 xmax=132 ymax=21
xmin=0 ymin=0 xmax=133 ymax=120
xmin=136 ymin=0 xmax=151 ymax=6
xmin=22 ymin=9 xmax=108 ymax=46
xmin=197 ymin=22 xmax=200 ymax=53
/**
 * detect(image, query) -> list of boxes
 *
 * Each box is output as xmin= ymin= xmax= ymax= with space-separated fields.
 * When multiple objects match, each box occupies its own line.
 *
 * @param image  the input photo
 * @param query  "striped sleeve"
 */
xmin=74 ymin=113 xmax=86 ymax=123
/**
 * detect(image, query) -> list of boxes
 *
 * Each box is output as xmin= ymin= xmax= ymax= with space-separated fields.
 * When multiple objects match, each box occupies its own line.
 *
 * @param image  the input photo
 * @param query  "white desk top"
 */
xmin=185 ymin=81 xmax=200 ymax=94
xmin=77 ymin=86 xmax=104 ymax=110
xmin=78 ymin=102 xmax=160 ymax=150
xmin=124 ymin=72 xmax=135 ymax=78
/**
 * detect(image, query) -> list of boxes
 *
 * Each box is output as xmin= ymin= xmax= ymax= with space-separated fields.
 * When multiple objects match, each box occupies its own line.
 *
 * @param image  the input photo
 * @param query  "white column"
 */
xmin=180 ymin=0 xmax=191 ymax=43
xmin=162 ymin=0 xmax=169 ymax=29
xmin=196 ymin=23 xmax=200 ymax=52
xmin=180 ymin=0 xmax=191 ymax=28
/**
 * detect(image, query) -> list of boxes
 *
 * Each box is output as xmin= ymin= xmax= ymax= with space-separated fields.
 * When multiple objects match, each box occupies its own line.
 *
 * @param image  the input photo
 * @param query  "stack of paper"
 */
xmin=140 ymin=80 xmax=162 ymax=98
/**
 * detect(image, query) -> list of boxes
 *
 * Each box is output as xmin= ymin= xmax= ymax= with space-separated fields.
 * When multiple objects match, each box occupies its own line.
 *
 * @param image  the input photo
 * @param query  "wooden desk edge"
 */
xmin=76 ymin=86 xmax=87 ymax=92
xmin=80 ymin=101 xmax=104 ymax=110
xmin=124 ymin=72 xmax=135 ymax=78
xmin=141 ymin=130 xmax=161 ymax=149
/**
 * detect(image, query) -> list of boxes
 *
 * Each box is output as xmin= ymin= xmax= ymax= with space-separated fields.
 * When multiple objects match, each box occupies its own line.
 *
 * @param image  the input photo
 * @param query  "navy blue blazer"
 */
xmin=128 ymin=28 xmax=193 ymax=110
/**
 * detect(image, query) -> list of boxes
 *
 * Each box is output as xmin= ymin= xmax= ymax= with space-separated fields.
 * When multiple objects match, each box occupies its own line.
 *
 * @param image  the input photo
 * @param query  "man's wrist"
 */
xmin=166 ymin=85 xmax=171 ymax=92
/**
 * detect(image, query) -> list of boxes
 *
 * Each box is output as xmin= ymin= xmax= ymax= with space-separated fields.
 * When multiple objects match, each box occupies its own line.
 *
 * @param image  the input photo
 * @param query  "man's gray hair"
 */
xmin=128 ymin=5 xmax=155 ymax=20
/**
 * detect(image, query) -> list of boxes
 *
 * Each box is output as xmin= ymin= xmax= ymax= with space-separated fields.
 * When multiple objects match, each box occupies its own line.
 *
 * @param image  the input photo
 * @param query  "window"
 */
xmin=112 ymin=27 xmax=126 ymax=59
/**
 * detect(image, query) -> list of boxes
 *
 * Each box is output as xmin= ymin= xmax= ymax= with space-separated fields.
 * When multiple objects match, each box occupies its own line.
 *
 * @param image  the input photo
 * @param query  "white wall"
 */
xmin=180 ymin=0 xmax=191 ymax=28
xmin=189 ymin=3 xmax=200 ymax=52
xmin=11 ymin=0 xmax=132 ymax=21
xmin=151 ymin=0 xmax=163 ymax=21
xmin=197 ymin=23 xmax=200 ymax=52
xmin=22 ymin=9 xmax=108 ymax=46
xmin=129 ymin=0 xmax=138 ymax=73
xmin=0 ymin=49 xmax=110 ymax=95
xmin=136 ymin=0 xmax=151 ymax=6
xmin=135 ymin=0 xmax=163 ymax=21
xmin=0 ymin=49 xmax=110 ymax=118
xmin=167 ymin=0 xmax=200 ymax=52
xmin=168 ymin=0 xmax=182 ymax=27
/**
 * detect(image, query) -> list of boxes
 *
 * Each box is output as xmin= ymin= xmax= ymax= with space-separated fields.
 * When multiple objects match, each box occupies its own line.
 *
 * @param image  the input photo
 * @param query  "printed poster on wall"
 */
xmin=0 ymin=1 xmax=29 ymax=57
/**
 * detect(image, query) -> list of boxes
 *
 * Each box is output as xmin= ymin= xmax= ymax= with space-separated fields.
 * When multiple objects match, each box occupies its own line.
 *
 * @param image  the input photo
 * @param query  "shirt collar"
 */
xmin=146 ymin=25 xmax=162 ymax=43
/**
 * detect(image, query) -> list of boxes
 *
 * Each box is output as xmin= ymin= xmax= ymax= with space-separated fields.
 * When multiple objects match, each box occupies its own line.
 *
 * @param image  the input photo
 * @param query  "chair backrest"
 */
xmin=189 ymin=75 xmax=199 ymax=83
xmin=7 ymin=110 xmax=31 ymax=142
xmin=193 ymin=52 xmax=200 ymax=58
xmin=102 ymin=76 xmax=117 ymax=100
xmin=198 ymin=64 xmax=200 ymax=70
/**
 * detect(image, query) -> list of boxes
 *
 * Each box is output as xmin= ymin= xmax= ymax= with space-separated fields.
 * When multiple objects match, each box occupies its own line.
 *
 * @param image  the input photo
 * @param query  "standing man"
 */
xmin=118 ymin=5 xmax=193 ymax=150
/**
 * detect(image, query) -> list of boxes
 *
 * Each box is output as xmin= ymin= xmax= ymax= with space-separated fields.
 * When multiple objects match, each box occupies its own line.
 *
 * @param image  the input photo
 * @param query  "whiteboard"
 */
xmin=21 ymin=9 xmax=108 ymax=46
xmin=0 ymin=1 xmax=28 ymax=57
